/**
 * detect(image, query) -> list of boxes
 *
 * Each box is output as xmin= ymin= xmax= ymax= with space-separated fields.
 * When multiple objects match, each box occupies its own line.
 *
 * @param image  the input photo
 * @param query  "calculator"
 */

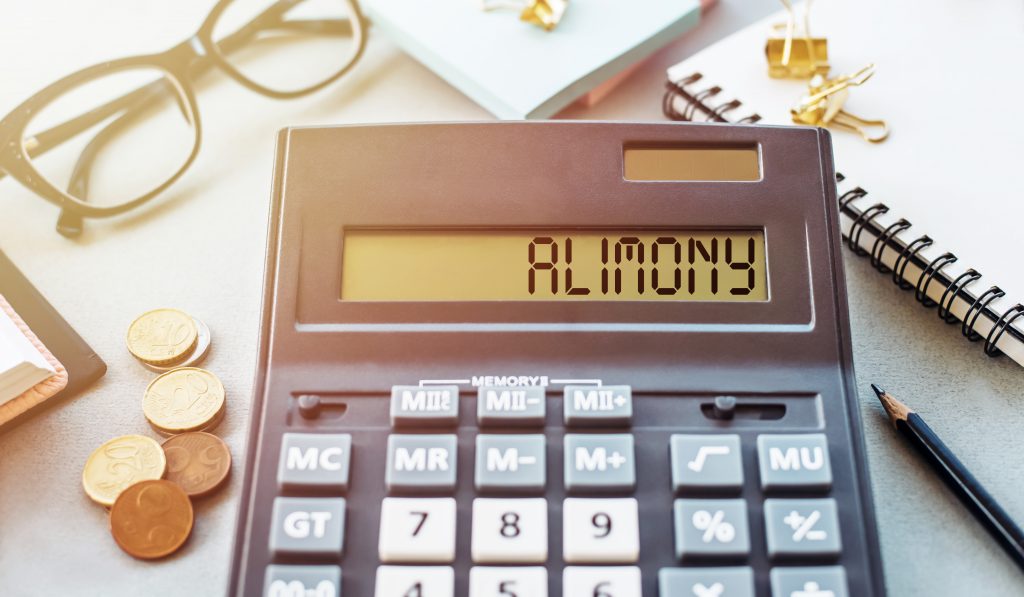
xmin=228 ymin=122 xmax=885 ymax=597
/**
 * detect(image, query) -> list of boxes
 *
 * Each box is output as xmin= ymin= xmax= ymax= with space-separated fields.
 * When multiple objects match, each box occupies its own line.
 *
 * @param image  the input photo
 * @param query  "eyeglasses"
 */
xmin=0 ymin=0 xmax=367 ymax=237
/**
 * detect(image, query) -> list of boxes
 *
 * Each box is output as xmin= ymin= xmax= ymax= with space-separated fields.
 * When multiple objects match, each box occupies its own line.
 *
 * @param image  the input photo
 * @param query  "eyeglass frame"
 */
xmin=0 ymin=0 xmax=367 ymax=232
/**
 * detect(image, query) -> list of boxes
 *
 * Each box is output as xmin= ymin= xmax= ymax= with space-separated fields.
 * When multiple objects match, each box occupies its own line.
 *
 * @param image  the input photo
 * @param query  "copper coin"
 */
xmin=110 ymin=480 xmax=194 ymax=560
xmin=161 ymin=432 xmax=231 ymax=498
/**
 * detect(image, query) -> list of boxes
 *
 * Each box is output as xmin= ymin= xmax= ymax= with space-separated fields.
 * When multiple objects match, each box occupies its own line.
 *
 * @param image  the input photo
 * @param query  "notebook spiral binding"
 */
xmin=664 ymin=72 xmax=1024 ymax=360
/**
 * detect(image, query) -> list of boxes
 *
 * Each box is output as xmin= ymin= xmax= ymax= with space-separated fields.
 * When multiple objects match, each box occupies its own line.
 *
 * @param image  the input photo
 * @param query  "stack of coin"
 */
xmin=143 ymin=367 xmax=227 ymax=436
xmin=83 ymin=428 xmax=232 ymax=560
xmin=80 ymin=311 xmax=232 ymax=560
xmin=126 ymin=308 xmax=212 ymax=372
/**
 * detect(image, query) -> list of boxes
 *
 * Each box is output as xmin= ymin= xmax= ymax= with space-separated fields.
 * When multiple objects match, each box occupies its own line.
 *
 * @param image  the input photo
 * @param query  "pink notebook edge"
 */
xmin=0 ymin=293 xmax=69 ymax=424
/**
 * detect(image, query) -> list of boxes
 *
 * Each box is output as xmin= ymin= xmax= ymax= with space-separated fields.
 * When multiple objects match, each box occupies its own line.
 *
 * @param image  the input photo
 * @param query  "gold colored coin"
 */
xmin=126 ymin=308 xmax=198 ymax=365
xmin=143 ymin=367 xmax=226 ymax=435
xmin=110 ymin=479 xmax=194 ymax=560
xmin=82 ymin=434 xmax=167 ymax=507
xmin=162 ymin=432 xmax=232 ymax=498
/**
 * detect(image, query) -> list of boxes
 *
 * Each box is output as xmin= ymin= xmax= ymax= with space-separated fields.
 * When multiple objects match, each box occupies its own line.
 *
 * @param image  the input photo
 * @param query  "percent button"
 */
xmin=673 ymin=499 xmax=751 ymax=560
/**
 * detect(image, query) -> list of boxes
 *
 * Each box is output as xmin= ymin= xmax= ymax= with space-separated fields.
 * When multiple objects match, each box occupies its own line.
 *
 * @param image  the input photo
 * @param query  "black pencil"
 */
xmin=872 ymin=384 xmax=1024 ymax=572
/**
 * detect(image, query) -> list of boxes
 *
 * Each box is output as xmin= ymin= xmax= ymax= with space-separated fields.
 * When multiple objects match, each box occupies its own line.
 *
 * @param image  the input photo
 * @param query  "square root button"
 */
xmin=390 ymin=385 xmax=460 ymax=429
xmin=564 ymin=434 xmax=635 ymax=493
xmin=563 ymin=385 xmax=632 ymax=427
xmin=269 ymin=497 xmax=346 ymax=557
xmin=386 ymin=435 xmax=458 ymax=494
xmin=475 ymin=434 xmax=546 ymax=494
xmin=264 ymin=565 xmax=341 ymax=597
xmin=277 ymin=433 xmax=352 ymax=491
xmin=670 ymin=434 xmax=743 ymax=493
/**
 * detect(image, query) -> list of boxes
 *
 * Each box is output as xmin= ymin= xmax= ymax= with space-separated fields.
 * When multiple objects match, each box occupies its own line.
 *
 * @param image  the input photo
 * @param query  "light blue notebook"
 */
xmin=362 ymin=0 xmax=701 ymax=119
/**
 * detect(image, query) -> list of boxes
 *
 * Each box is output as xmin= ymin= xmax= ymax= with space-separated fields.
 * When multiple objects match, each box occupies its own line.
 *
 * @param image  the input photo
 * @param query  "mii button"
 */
xmin=277 ymin=433 xmax=352 ymax=492
xmin=391 ymin=385 xmax=460 ymax=429
xmin=757 ymin=434 xmax=832 ymax=491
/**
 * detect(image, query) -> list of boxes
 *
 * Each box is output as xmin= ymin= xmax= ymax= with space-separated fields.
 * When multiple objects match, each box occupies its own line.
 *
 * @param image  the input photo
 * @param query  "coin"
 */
xmin=126 ymin=308 xmax=198 ymax=366
xmin=143 ymin=367 xmax=226 ymax=435
xmin=82 ymin=435 xmax=167 ymax=507
xmin=110 ymin=479 xmax=194 ymax=560
xmin=162 ymin=432 xmax=231 ymax=498
xmin=141 ymin=317 xmax=212 ymax=373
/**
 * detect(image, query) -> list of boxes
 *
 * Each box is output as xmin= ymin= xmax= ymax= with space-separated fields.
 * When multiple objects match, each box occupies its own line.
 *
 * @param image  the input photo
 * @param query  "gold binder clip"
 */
xmin=791 ymin=64 xmax=890 ymax=143
xmin=765 ymin=0 xmax=829 ymax=79
xmin=481 ymin=0 xmax=569 ymax=32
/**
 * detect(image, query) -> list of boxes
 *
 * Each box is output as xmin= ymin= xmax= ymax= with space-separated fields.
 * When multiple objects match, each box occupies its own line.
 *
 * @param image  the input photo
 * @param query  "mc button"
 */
xmin=277 ymin=433 xmax=352 ymax=491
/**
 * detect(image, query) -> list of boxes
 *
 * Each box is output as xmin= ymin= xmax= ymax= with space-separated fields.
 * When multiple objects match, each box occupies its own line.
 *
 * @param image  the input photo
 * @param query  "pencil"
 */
xmin=872 ymin=384 xmax=1024 ymax=572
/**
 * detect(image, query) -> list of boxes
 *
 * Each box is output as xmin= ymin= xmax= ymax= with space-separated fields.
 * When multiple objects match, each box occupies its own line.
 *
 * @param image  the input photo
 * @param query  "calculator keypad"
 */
xmin=261 ymin=385 xmax=855 ymax=596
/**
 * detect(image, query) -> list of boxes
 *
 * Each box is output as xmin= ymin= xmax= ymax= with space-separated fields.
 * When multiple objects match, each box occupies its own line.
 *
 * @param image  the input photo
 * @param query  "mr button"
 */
xmin=390 ymin=385 xmax=460 ymax=428
xmin=563 ymin=385 xmax=632 ymax=427
xmin=386 ymin=434 xmax=458 ymax=493
xmin=757 ymin=434 xmax=832 ymax=491
xmin=277 ymin=433 xmax=352 ymax=491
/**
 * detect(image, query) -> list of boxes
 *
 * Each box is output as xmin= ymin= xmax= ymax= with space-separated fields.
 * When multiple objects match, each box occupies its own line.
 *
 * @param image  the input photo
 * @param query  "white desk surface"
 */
xmin=1 ymin=1 xmax=1022 ymax=595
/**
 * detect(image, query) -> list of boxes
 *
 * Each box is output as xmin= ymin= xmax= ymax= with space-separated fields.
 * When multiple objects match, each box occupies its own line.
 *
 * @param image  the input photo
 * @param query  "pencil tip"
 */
xmin=871 ymin=383 xmax=911 ymax=424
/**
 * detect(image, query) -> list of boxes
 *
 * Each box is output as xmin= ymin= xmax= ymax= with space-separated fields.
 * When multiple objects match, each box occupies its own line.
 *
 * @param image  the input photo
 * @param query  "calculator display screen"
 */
xmin=340 ymin=230 xmax=767 ymax=301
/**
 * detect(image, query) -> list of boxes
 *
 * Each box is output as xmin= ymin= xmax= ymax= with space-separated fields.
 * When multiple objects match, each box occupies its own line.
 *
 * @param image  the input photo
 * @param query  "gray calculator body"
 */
xmin=229 ymin=122 xmax=885 ymax=596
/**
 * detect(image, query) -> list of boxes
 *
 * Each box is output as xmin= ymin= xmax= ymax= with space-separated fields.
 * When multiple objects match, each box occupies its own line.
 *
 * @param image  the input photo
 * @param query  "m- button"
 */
xmin=390 ymin=385 xmax=460 ymax=429
xmin=757 ymin=434 xmax=832 ymax=491
xmin=563 ymin=385 xmax=632 ymax=427
xmin=277 ymin=433 xmax=352 ymax=491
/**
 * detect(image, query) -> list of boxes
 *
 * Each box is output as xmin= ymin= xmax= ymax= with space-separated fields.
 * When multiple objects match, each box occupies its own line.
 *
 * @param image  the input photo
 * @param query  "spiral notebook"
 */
xmin=663 ymin=0 xmax=1024 ymax=367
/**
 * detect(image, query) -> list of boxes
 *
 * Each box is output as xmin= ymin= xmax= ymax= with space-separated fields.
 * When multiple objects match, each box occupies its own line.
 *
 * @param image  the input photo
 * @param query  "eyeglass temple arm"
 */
xmin=10 ymin=1 xmax=347 ymax=175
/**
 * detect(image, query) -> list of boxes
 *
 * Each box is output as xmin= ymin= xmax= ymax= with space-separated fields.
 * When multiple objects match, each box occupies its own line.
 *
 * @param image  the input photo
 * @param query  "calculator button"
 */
xmin=564 ymin=434 xmax=635 ymax=493
xmin=563 ymin=566 xmax=641 ymax=597
xmin=658 ymin=567 xmax=755 ymax=597
xmin=374 ymin=566 xmax=454 ymax=597
xmin=563 ymin=385 xmax=632 ymax=427
xmin=269 ymin=497 xmax=346 ymax=557
xmin=670 ymin=434 xmax=743 ymax=493
xmin=563 ymin=498 xmax=640 ymax=563
xmin=378 ymin=497 xmax=457 ymax=563
xmin=469 ymin=567 xmax=547 ymax=597
xmin=764 ymin=499 xmax=842 ymax=559
xmin=471 ymin=498 xmax=548 ymax=563
xmin=390 ymin=385 xmax=460 ymax=428
xmin=477 ymin=386 xmax=546 ymax=427
xmin=673 ymin=498 xmax=751 ymax=560
xmin=277 ymin=433 xmax=352 ymax=491
xmin=386 ymin=435 xmax=458 ymax=494
xmin=475 ymin=434 xmax=546 ymax=494
xmin=264 ymin=565 xmax=341 ymax=597
xmin=770 ymin=566 xmax=848 ymax=597
xmin=757 ymin=434 xmax=832 ymax=491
